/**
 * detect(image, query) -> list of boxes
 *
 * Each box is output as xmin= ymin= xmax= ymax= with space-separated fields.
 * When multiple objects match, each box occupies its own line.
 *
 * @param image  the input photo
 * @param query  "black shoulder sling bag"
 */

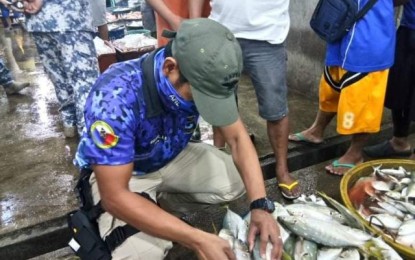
xmin=310 ymin=0 xmax=378 ymax=43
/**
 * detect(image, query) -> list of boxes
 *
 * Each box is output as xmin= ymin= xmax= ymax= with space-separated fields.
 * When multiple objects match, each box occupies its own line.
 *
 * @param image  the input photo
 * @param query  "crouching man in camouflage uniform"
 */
xmin=74 ymin=19 xmax=283 ymax=260
xmin=0 ymin=57 xmax=30 ymax=95
xmin=23 ymin=0 xmax=99 ymax=138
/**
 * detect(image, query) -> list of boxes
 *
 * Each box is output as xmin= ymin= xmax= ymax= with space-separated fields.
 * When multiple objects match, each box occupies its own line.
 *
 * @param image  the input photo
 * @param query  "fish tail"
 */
xmin=360 ymin=240 xmax=383 ymax=259
xmin=282 ymin=250 xmax=293 ymax=260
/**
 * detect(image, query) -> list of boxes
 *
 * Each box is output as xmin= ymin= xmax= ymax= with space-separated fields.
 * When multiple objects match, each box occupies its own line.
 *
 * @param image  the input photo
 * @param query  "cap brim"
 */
xmin=191 ymin=85 xmax=238 ymax=127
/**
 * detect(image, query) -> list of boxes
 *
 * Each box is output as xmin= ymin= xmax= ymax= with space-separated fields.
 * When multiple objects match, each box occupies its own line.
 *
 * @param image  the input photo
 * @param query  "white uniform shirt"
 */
xmin=209 ymin=0 xmax=290 ymax=44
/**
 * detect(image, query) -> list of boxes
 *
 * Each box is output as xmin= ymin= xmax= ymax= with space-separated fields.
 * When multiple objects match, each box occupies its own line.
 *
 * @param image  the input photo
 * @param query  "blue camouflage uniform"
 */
xmin=0 ymin=58 xmax=12 ymax=86
xmin=25 ymin=0 xmax=100 ymax=135
xmin=75 ymin=49 xmax=199 ymax=175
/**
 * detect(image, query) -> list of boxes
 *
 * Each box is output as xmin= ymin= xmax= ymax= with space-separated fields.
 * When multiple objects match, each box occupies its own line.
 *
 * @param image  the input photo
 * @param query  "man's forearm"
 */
xmin=221 ymin=120 xmax=267 ymax=202
xmin=146 ymin=0 xmax=182 ymax=30
xmin=231 ymin=137 xmax=267 ymax=202
xmin=188 ymin=0 xmax=206 ymax=18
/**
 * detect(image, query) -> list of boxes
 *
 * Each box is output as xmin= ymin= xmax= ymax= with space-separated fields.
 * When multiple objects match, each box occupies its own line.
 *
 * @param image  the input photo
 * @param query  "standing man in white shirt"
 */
xmin=189 ymin=0 xmax=300 ymax=199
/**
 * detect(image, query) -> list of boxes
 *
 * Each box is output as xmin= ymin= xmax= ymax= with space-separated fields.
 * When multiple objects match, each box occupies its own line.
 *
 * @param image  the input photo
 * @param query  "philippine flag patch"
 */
xmin=90 ymin=121 xmax=119 ymax=149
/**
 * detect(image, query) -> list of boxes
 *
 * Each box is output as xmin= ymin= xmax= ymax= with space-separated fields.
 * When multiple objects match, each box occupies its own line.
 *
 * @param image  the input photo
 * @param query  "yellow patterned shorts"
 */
xmin=319 ymin=66 xmax=389 ymax=135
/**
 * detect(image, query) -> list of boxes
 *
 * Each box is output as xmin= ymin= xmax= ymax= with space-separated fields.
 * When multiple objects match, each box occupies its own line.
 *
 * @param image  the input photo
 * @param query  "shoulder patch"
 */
xmin=90 ymin=121 xmax=119 ymax=149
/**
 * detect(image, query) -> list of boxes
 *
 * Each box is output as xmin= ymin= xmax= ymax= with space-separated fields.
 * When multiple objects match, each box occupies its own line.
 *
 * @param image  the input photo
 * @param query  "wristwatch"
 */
xmin=250 ymin=197 xmax=275 ymax=213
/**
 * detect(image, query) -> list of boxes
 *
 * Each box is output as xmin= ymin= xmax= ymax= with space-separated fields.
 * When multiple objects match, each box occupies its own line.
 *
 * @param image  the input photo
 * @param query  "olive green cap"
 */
xmin=168 ymin=18 xmax=243 ymax=126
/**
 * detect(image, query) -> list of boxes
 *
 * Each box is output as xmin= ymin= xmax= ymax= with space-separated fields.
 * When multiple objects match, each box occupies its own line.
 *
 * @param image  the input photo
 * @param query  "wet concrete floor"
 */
xmin=0 ymin=25 xmax=412 ymax=259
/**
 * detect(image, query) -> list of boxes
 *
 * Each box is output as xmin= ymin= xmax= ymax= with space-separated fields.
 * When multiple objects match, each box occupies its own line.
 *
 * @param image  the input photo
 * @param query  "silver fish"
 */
xmin=293 ymin=237 xmax=317 ymax=260
xmin=316 ymin=247 xmax=343 ymax=260
xmin=398 ymin=219 xmax=415 ymax=236
xmin=367 ymin=214 xmax=402 ymax=231
xmin=317 ymin=191 xmax=365 ymax=230
xmin=385 ymin=190 xmax=402 ymax=200
xmin=234 ymin=239 xmax=252 ymax=260
xmin=218 ymin=229 xmax=252 ymax=260
xmin=374 ymin=165 xmax=401 ymax=183
xmin=278 ymin=216 xmax=371 ymax=248
xmin=338 ymin=248 xmax=360 ymax=260
xmin=368 ymin=206 xmax=389 ymax=215
xmin=372 ymin=180 xmax=392 ymax=192
xmin=284 ymin=204 xmax=345 ymax=224
xmin=218 ymin=228 xmax=236 ymax=248
xmin=223 ymin=209 xmax=249 ymax=243
xmin=395 ymin=200 xmax=415 ymax=215
xmin=396 ymin=233 xmax=415 ymax=249
xmin=371 ymin=236 xmax=403 ymax=260
xmin=404 ymin=174 xmax=415 ymax=201
xmin=283 ymin=235 xmax=296 ymax=258
xmin=399 ymin=177 xmax=412 ymax=185
xmin=293 ymin=194 xmax=326 ymax=206
xmin=376 ymin=201 xmax=405 ymax=219
xmin=379 ymin=167 xmax=407 ymax=178
xmin=380 ymin=195 xmax=408 ymax=213
xmin=271 ymin=201 xmax=290 ymax=219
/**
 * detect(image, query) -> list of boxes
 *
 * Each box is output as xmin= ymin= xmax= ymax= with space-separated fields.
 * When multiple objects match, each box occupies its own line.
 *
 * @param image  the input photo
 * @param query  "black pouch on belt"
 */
xmin=67 ymin=210 xmax=111 ymax=260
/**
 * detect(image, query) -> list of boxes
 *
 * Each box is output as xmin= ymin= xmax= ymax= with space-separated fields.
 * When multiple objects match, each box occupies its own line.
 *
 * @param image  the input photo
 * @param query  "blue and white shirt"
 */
xmin=325 ymin=0 xmax=396 ymax=72
xmin=75 ymin=49 xmax=199 ymax=175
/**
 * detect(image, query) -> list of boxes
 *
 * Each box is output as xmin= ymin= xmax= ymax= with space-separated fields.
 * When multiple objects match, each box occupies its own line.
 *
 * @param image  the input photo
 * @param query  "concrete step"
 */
xmin=29 ymin=247 xmax=76 ymax=260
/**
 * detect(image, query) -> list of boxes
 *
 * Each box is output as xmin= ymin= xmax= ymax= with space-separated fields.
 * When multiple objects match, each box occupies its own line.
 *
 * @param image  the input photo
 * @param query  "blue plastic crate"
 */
xmin=109 ymin=26 xmax=126 ymax=41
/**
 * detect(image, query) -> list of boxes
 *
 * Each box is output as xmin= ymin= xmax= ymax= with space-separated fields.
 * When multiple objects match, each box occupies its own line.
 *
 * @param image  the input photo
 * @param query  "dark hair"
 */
xmin=164 ymin=40 xmax=188 ymax=84
xmin=164 ymin=40 xmax=173 ymax=58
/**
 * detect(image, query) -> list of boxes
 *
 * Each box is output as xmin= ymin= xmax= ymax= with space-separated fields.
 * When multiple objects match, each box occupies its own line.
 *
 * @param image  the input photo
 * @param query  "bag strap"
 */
xmin=140 ymin=46 xmax=167 ymax=118
xmin=100 ymin=193 xmax=156 ymax=252
xmin=355 ymin=0 xmax=378 ymax=21
xmin=87 ymin=193 xmax=156 ymax=252
xmin=75 ymin=169 xmax=157 ymax=253
xmin=104 ymin=225 xmax=140 ymax=252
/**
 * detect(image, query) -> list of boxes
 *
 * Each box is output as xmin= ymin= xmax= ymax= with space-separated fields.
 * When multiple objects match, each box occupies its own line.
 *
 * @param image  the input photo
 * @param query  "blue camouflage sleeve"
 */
xmin=80 ymin=74 xmax=140 ymax=166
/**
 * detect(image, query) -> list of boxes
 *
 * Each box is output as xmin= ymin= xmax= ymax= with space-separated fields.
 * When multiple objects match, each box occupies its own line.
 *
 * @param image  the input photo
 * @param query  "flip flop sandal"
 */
xmin=363 ymin=140 xmax=411 ymax=158
xmin=278 ymin=180 xmax=300 ymax=200
xmin=326 ymin=159 xmax=355 ymax=176
xmin=288 ymin=133 xmax=323 ymax=146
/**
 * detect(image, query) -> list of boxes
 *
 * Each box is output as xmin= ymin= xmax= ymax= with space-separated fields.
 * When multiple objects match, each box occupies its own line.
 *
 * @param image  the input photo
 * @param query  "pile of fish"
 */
xmin=219 ymin=193 xmax=402 ymax=260
xmin=348 ymin=165 xmax=415 ymax=250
